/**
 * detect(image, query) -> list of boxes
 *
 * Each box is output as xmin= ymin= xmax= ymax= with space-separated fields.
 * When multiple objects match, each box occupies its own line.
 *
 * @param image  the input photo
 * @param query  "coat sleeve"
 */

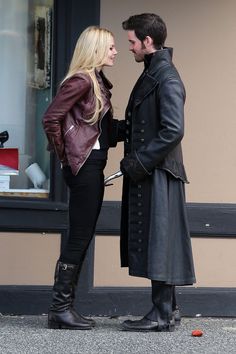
xmin=121 ymin=78 xmax=185 ymax=182
xmin=109 ymin=119 xmax=126 ymax=147
xmin=42 ymin=74 xmax=91 ymax=162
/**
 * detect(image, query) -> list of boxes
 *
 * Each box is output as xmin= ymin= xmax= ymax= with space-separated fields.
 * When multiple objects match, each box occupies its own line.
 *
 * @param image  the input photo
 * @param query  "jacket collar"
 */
xmin=96 ymin=69 xmax=113 ymax=90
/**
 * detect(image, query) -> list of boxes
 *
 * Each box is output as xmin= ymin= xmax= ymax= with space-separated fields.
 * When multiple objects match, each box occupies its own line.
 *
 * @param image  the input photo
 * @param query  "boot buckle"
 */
xmin=62 ymin=264 xmax=68 ymax=270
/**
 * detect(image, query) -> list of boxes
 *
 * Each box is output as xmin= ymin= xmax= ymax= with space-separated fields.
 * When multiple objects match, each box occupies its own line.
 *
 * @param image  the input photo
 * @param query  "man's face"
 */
xmin=127 ymin=30 xmax=147 ymax=62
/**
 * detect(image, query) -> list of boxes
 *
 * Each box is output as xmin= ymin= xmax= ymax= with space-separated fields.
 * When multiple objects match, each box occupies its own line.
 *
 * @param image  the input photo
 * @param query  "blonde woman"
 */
xmin=43 ymin=26 xmax=124 ymax=330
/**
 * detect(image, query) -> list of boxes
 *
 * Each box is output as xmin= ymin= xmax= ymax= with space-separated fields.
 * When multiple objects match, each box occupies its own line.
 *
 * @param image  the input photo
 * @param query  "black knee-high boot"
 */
xmin=121 ymin=281 xmax=175 ymax=332
xmin=48 ymin=261 xmax=92 ymax=330
xmin=70 ymin=264 xmax=95 ymax=327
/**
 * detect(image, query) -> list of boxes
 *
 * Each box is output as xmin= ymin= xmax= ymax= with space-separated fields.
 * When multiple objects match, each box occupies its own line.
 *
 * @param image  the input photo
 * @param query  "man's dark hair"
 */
xmin=122 ymin=13 xmax=167 ymax=49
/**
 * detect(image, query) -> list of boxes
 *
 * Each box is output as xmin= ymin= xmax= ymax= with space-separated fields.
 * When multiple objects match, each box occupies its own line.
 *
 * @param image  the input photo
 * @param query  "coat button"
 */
xmin=141 ymin=120 xmax=146 ymax=124
xmin=138 ymin=184 xmax=142 ymax=189
xmin=137 ymin=248 xmax=142 ymax=252
xmin=127 ymin=112 xmax=131 ymax=117
xmin=138 ymin=212 xmax=142 ymax=216
xmin=137 ymin=202 xmax=142 ymax=207
xmin=140 ymin=129 xmax=144 ymax=133
xmin=138 ymin=230 xmax=143 ymax=234
xmin=137 ymin=194 xmax=142 ymax=198
xmin=140 ymin=138 xmax=145 ymax=143
xmin=138 ymin=239 xmax=142 ymax=243
xmin=126 ymin=120 xmax=130 ymax=125
xmin=138 ymin=221 xmax=143 ymax=225
xmin=125 ymin=129 xmax=129 ymax=135
xmin=125 ymin=138 xmax=129 ymax=143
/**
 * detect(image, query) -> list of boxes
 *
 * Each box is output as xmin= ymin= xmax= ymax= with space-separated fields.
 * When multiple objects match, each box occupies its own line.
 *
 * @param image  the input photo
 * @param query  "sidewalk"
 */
xmin=0 ymin=315 xmax=236 ymax=353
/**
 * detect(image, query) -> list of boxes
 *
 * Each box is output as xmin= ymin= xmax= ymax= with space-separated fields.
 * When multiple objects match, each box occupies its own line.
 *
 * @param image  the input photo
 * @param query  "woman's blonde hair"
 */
xmin=62 ymin=26 xmax=114 ymax=125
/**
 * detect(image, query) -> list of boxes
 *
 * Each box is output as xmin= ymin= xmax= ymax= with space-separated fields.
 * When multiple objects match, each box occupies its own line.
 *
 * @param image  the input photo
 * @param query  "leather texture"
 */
xmin=121 ymin=48 xmax=188 ymax=183
xmin=43 ymin=71 xmax=120 ymax=175
xmin=121 ymin=317 xmax=175 ymax=332
xmin=120 ymin=49 xmax=196 ymax=285
xmin=48 ymin=261 xmax=94 ymax=329
xmin=122 ymin=281 xmax=175 ymax=332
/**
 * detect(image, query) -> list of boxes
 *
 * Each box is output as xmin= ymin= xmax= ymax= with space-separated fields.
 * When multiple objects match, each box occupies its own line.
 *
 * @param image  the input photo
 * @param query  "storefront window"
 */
xmin=0 ymin=0 xmax=53 ymax=198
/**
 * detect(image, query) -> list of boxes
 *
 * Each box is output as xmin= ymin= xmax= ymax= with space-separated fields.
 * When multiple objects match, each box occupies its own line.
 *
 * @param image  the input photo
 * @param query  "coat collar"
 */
xmin=144 ymin=47 xmax=173 ymax=76
xmin=131 ymin=48 xmax=173 ymax=106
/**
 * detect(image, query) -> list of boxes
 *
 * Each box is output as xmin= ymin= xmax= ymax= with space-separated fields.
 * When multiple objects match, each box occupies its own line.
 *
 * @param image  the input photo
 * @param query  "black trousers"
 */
xmin=59 ymin=159 xmax=106 ymax=265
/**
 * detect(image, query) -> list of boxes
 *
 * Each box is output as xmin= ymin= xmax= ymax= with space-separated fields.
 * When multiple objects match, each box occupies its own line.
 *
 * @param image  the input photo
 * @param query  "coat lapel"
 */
xmin=133 ymin=74 xmax=159 ymax=107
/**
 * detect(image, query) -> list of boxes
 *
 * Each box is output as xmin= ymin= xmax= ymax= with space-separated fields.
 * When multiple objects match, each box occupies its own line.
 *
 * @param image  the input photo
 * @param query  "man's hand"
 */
xmin=120 ymin=152 xmax=151 ymax=183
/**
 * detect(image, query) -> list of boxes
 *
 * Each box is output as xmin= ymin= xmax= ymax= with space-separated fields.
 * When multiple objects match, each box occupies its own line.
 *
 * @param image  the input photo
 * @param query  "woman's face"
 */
xmin=103 ymin=37 xmax=118 ymax=67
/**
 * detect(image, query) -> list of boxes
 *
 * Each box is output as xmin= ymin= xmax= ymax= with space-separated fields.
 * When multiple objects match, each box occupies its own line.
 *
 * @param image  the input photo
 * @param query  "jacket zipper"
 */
xmin=64 ymin=124 xmax=74 ymax=137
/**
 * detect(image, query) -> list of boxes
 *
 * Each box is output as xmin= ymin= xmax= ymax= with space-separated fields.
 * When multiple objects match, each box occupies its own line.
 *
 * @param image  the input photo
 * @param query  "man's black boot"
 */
xmin=172 ymin=286 xmax=181 ymax=325
xmin=48 ymin=261 xmax=92 ymax=330
xmin=122 ymin=281 xmax=175 ymax=332
xmin=139 ymin=286 xmax=181 ymax=326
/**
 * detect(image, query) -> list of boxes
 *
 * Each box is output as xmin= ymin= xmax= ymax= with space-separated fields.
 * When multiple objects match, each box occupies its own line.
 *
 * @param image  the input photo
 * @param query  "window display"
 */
xmin=0 ymin=0 xmax=53 ymax=198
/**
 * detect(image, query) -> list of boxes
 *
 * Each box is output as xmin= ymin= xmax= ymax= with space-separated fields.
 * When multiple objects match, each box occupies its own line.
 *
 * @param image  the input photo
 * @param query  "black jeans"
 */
xmin=59 ymin=159 xmax=106 ymax=265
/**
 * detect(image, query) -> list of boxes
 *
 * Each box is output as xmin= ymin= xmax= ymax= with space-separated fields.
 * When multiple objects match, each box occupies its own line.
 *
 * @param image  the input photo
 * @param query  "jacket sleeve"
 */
xmin=109 ymin=119 xmax=126 ymax=147
xmin=42 ymin=74 xmax=91 ymax=162
xmin=121 ymin=78 xmax=185 ymax=182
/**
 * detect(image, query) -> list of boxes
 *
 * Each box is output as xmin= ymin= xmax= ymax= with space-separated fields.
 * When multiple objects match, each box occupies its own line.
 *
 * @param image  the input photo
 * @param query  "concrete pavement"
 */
xmin=0 ymin=315 xmax=236 ymax=353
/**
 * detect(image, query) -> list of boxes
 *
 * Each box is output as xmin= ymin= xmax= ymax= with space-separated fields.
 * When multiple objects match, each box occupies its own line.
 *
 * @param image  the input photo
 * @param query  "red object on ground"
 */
xmin=192 ymin=329 xmax=203 ymax=337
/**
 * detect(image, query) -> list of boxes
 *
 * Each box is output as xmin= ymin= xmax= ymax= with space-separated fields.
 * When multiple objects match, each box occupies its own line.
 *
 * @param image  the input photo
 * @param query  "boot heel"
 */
xmin=48 ymin=320 xmax=61 ymax=329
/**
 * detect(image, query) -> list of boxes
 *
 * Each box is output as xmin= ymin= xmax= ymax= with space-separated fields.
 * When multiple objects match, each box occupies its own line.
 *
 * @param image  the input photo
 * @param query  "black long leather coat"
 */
xmin=120 ymin=48 xmax=195 ymax=285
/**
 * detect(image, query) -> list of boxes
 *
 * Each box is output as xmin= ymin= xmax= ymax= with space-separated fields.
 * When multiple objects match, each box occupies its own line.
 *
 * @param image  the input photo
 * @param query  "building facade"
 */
xmin=0 ymin=0 xmax=236 ymax=316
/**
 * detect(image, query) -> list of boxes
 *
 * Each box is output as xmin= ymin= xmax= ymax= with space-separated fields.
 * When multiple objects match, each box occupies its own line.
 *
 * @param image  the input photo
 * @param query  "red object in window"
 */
xmin=0 ymin=148 xmax=19 ymax=175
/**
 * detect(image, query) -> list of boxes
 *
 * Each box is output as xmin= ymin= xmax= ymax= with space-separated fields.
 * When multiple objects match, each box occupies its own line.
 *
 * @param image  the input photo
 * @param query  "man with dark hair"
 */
xmin=119 ymin=13 xmax=196 ymax=332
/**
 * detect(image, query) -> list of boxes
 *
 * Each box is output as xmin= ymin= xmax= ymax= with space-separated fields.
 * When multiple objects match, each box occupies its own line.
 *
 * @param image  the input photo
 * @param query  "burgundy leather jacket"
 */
xmin=43 ymin=71 xmax=124 ymax=175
